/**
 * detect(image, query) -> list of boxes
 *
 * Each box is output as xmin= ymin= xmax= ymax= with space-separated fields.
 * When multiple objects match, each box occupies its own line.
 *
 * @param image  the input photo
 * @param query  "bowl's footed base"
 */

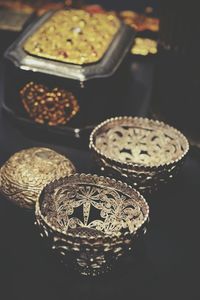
xmin=62 ymin=260 xmax=114 ymax=276
xmin=74 ymin=264 xmax=113 ymax=277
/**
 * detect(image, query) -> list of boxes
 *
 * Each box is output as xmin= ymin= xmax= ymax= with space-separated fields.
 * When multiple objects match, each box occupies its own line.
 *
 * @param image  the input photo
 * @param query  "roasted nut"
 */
xmin=24 ymin=9 xmax=120 ymax=65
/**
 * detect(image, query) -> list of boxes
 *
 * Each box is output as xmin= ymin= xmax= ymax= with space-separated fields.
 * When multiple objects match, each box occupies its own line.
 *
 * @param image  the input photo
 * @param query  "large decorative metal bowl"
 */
xmin=35 ymin=173 xmax=149 ymax=276
xmin=89 ymin=116 xmax=189 ymax=193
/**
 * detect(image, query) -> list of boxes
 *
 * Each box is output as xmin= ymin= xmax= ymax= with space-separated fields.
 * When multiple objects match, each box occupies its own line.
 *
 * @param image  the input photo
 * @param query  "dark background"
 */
xmin=0 ymin=1 xmax=200 ymax=300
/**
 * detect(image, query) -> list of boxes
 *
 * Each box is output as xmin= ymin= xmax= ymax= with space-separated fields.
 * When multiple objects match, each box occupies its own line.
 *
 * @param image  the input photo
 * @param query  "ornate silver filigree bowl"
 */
xmin=89 ymin=117 xmax=189 ymax=193
xmin=35 ymin=173 xmax=149 ymax=276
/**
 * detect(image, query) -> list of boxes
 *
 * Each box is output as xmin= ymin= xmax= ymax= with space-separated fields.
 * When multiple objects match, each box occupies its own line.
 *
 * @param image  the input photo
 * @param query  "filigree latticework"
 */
xmin=90 ymin=117 xmax=189 ymax=193
xmin=36 ymin=174 xmax=149 ymax=276
xmin=94 ymin=121 xmax=187 ymax=166
xmin=41 ymin=184 xmax=144 ymax=235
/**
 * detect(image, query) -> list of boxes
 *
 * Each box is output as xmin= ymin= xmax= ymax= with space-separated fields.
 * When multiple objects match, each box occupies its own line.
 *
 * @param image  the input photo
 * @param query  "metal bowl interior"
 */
xmin=36 ymin=174 xmax=149 ymax=240
xmin=90 ymin=116 xmax=189 ymax=169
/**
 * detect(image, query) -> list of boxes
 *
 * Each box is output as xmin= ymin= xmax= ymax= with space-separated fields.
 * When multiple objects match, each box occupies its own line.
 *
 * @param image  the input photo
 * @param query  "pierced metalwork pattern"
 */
xmin=0 ymin=147 xmax=75 ymax=209
xmin=90 ymin=117 xmax=189 ymax=193
xmin=24 ymin=9 xmax=120 ymax=65
xmin=94 ymin=119 xmax=188 ymax=166
xmin=35 ymin=174 xmax=149 ymax=276
xmin=41 ymin=183 xmax=144 ymax=235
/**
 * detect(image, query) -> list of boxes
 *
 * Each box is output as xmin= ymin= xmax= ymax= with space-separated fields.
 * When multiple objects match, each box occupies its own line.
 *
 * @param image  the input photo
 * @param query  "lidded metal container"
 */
xmin=3 ymin=9 xmax=135 ymax=140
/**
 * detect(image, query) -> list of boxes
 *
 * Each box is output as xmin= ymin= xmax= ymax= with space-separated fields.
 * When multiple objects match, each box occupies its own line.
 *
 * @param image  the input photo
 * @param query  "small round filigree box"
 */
xmin=0 ymin=147 xmax=75 ymax=209
xmin=89 ymin=116 xmax=189 ymax=194
xmin=35 ymin=173 xmax=149 ymax=276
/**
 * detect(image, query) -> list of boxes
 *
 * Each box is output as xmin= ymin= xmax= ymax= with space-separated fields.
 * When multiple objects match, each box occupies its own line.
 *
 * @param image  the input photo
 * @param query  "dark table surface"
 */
xmin=0 ymin=45 xmax=199 ymax=300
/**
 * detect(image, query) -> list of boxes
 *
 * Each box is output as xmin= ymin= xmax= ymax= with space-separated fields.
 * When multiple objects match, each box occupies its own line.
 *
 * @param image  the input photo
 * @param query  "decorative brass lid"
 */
xmin=0 ymin=147 xmax=76 ymax=209
xmin=23 ymin=9 xmax=120 ymax=65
